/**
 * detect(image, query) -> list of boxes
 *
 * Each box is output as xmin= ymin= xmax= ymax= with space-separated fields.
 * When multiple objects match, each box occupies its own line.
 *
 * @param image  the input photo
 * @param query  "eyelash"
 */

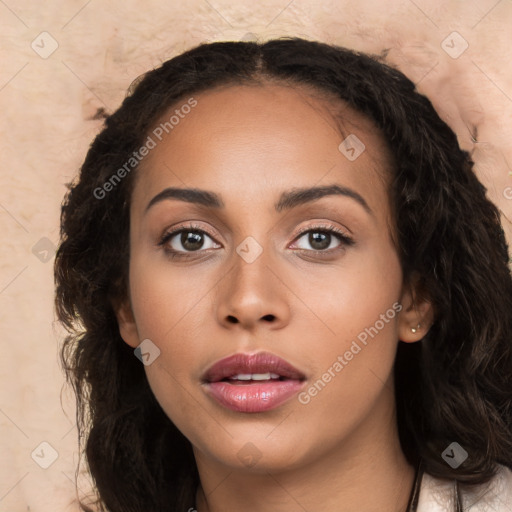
xmin=158 ymin=222 xmax=355 ymax=260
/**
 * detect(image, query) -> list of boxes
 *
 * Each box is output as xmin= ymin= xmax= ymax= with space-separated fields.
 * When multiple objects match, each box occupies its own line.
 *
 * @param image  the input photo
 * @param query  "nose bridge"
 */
xmin=230 ymin=234 xmax=273 ymax=303
xmin=215 ymin=233 xmax=290 ymax=329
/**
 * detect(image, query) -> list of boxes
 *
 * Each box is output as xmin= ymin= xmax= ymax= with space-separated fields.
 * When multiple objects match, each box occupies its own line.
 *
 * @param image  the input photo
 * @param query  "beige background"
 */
xmin=1 ymin=1 xmax=511 ymax=510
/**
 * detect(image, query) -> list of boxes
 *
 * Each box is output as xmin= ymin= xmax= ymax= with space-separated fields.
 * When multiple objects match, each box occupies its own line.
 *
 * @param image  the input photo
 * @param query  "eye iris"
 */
xmin=309 ymin=231 xmax=330 ymax=250
xmin=181 ymin=231 xmax=204 ymax=251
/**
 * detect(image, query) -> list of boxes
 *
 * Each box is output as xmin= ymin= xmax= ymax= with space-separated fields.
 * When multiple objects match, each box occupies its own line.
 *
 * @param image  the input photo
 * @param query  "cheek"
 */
xmin=304 ymin=243 xmax=402 ymax=348
xmin=128 ymin=256 xmax=211 ymax=436
xmin=128 ymin=250 xmax=206 ymax=340
xmin=127 ymin=249 xmax=219 ymax=378
xmin=296 ymin=246 xmax=402 ymax=408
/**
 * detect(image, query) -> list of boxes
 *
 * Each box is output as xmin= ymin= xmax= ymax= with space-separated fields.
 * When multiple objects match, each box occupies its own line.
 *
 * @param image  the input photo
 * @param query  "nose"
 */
xmin=214 ymin=241 xmax=291 ymax=331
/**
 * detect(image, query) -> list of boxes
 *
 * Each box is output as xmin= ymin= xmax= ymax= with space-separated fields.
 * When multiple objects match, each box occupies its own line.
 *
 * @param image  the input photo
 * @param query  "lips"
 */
xmin=202 ymin=352 xmax=306 ymax=383
xmin=202 ymin=352 xmax=306 ymax=413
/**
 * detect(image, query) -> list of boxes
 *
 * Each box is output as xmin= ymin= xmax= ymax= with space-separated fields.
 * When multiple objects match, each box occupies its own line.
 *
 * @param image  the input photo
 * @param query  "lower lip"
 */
xmin=204 ymin=380 xmax=305 ymax=413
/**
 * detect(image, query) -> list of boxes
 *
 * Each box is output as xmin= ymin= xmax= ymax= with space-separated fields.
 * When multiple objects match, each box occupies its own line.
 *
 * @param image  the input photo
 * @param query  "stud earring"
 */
xmin=411 ymin=324 xmax=421 ymax=333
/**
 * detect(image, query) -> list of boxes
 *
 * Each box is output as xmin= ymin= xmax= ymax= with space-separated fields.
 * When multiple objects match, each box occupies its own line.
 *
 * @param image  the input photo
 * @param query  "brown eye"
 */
xmin=159 ymin=225 xmax=221 ymax=257
xmin=178 ymin=231 xmax=206 ymax=251
xmin=292 ymin=227 xmax=354 ymax=252
xmin=167 ymin=229 xmax=219 ymax=252
xmin=307 ymin=232 xmax=332 ymax=251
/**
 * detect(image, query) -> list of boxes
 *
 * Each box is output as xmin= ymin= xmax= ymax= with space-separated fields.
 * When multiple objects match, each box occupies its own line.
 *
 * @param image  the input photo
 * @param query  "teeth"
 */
xmin=229 ymin=372 xmax=280 ymax=381
xmin=232 ymin=373 xmax=252 ymax=380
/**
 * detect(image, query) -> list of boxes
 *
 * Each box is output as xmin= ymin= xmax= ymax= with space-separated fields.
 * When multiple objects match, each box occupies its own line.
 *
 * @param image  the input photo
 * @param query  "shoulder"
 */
xmin=417 ymin=464 xmax=512 ymax=512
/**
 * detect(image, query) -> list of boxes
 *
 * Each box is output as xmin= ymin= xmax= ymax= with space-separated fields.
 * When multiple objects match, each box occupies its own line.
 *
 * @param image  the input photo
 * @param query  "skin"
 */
xmin=116 ymin=83 xmax=434 ymax=512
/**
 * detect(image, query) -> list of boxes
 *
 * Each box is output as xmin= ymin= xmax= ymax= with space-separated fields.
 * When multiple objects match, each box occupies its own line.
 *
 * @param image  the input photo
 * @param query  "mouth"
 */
xmin=201 ymin=352 xmax=306 ymax=413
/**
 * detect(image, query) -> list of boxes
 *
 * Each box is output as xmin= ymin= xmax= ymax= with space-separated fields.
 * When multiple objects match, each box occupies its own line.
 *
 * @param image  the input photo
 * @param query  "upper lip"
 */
xmin=202 ymin=351 xmax=306 ymax=383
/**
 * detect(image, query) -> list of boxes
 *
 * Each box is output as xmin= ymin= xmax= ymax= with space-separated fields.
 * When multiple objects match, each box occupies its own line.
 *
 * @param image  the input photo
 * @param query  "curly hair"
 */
xmin=54 ymin=37 xmax=512 ymax=511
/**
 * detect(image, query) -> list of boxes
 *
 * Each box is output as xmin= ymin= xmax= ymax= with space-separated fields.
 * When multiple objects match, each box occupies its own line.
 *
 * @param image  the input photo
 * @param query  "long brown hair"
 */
xmin=55 ymin=38 xmax=512 ymax=511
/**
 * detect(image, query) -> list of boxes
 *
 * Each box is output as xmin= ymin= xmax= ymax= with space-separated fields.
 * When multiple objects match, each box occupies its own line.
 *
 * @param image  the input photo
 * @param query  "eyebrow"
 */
xmin=144 ymin=184 xmax=373 ymax=216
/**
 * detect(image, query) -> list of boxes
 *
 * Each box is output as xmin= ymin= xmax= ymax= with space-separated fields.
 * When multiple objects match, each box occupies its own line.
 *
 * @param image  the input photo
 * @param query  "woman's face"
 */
xmin=118 ymin=83 xmax=426 ymax=474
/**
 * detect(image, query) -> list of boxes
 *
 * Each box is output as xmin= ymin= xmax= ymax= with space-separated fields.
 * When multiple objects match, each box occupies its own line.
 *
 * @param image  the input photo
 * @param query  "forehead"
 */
xmin=131 ymin=83 xmax=393 ymax=216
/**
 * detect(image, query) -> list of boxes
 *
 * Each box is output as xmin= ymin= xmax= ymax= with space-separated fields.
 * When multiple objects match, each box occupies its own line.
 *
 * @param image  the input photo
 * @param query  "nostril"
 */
xmin=225 ymin=314 xmax=275 ymax=323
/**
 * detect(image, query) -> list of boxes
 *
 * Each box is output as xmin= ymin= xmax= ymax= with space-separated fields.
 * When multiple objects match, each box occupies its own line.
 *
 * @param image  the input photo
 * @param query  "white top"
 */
xmin=418 ymin=465 xmax=512 ymax=511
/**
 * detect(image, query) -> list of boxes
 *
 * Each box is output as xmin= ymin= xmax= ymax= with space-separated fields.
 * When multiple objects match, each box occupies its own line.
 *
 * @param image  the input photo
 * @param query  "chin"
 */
xmin=193 ymin=432 xmax=312 ymax=474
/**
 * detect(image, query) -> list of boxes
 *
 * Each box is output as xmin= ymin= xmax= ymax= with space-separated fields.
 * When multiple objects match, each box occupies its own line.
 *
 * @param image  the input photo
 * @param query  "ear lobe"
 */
xmin=112 ymin=298 xmax=140 ymax=349
xmin=397 ymin=275 xmax=435 ymax=343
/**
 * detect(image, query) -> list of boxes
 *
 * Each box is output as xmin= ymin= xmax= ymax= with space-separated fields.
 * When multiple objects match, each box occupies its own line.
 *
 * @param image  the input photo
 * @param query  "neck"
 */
xmin=193 ymin=394 xmax=416 ymax=512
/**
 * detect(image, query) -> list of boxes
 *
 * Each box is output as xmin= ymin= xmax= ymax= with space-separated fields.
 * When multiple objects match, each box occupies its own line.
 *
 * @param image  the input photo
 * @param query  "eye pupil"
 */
xmin=181 ymin=231 xmax=204 ymax=251
xmin=309 ymin=232 xmax=330 ymax=250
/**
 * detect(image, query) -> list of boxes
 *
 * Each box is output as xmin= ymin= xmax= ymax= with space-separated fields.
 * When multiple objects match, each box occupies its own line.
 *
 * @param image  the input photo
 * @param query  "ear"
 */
xmin=112 ymin=297 xmax=140 ymax=349
xmin=397 ymin=273 xmax=435 ymax=343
